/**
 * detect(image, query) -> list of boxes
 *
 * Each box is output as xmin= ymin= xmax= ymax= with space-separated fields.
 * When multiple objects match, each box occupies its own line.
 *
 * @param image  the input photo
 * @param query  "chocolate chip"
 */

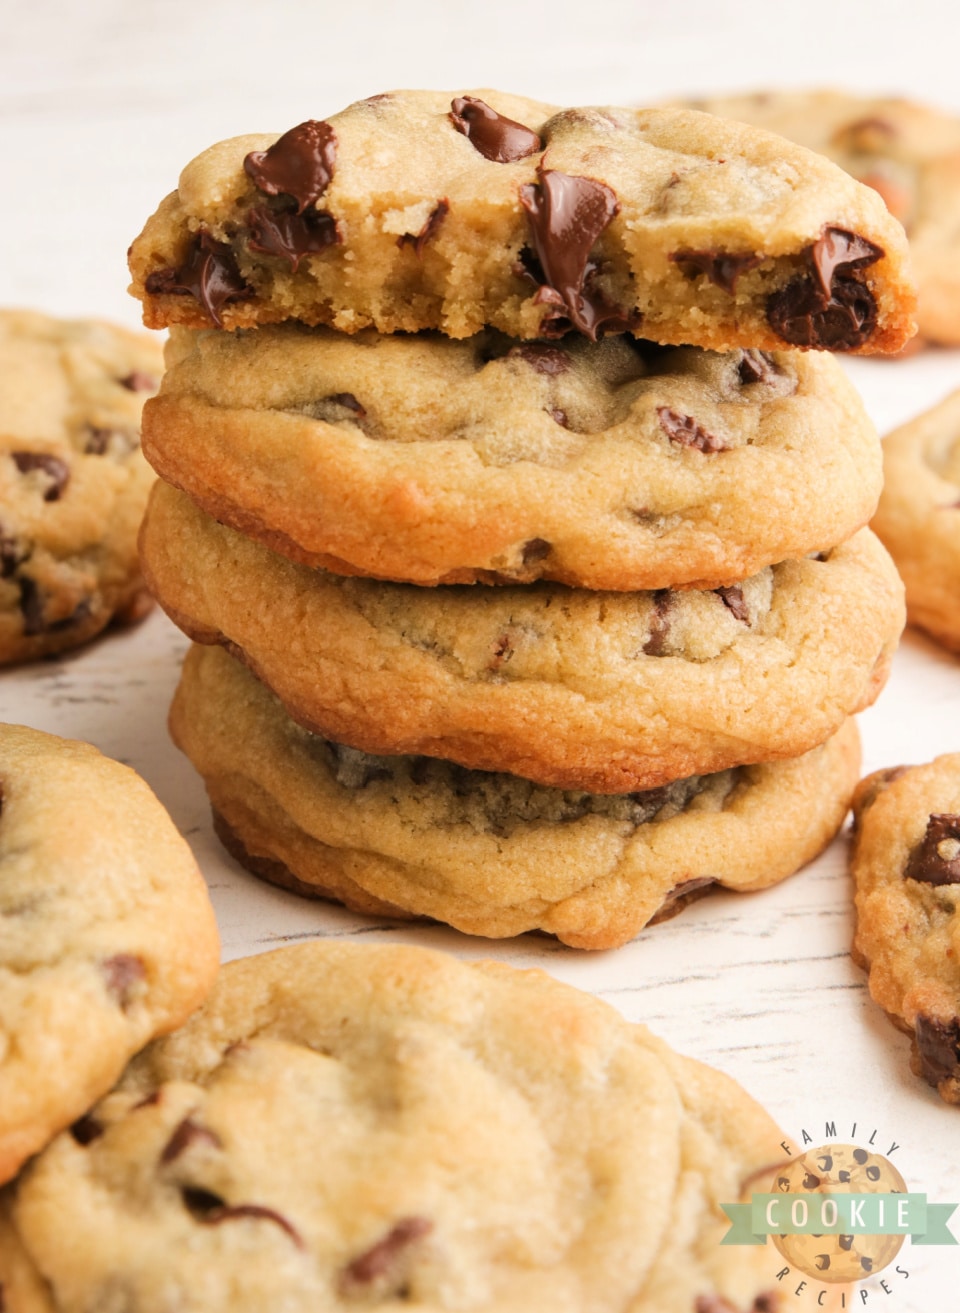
xmin=669 ymin=248 xmax=761 ymax=294
xmin=247 ymin=204 xmax=340 ymax=271
xmin=906 ymin=813 xmax=960 ymax=885
xmin=487 ymin=632 xmax=514 ymax=671
xmin=519 ymin=168 xmax=638 ymax=340
xmin=102 ymin=953 xmax=146 ymax=1009
xmin=119 ymin=371 xmax=157 ymax=392
xmin=767 ymin=226 xmax=883 ymax=351
xmin=161 ymin=1116 xmax=222 ymax=1164
xmin=0 ymin=533 xmax=25 ymax=578
xmin=852 ymin=1148 xmax=869 ymax=1165
xmin=715 ymin=585 xmax=748 ymax=622
xmin=914 ymin=1015 xmax=960 ymax=1089
xmin=548 ymin=407 xmax=568 ymax=426
xmin=12 ymin=453 xmax=69 ymax=501
xmin=69 ymin=1114 xmax=104 ymax=1145
xmin=84 ymin=426 xmax=139 ymax=456
xmin=243 ymin=120 xmax=337 ymax=213
xmin=505 ymin=343 xmax=570 ymax=374
xmin=802 ymin=1171 xmax=821 ymax=1189
xmin=397 ymin=199 xmax=449 ymax=257
xmin=340 ymin=1217 xmax=433 ymax=1293
xmin=865 ymin=1165 xmax=881 ymax=1181
xmin=657 ymin=407 xmax=727 ymax=453
xmin=521 ymin=538 xmax=551 ymax=565
xmin=181 ymin=1187 xmax=304 ymax=1247
xmin=17 ymin=580 xmax=92 ymax=638
xmin=643 ymin=591 xmax=672 ymax=656
xmin=145 ymin=232 xmax=253 ymax=328
xmin=449 ymin=96 xmax=542 ymax=163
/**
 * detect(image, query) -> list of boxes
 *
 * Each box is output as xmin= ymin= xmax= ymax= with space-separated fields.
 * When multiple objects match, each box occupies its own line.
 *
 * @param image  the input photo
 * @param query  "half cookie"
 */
xmin=173 ymin=644 xmax=861 ymax=949
xmin=129 ymin=89 xmax=916 ymax=353
xmin=2 ymin=940 xmax=792 ymax=1311
xmin=145 ymin=325 xmax=882 ymax=590
xmin=140 ymin=482 xmax=904 ymax=792
xmin=0 ymin=724 xmax=219 ymax=1184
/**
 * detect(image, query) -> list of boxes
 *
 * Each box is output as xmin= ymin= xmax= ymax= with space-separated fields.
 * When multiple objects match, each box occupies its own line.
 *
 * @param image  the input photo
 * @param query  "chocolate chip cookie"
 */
xmin=140 ymin=482 xmax=904 ymax=793
xmin=870 ymin=388 xmax=960 ymax=654
xmin=172 ymin=644 xmax=861 ymax=949
xmin=146 ymin=324 xmax=882 ymax=590
xmin=0 ymin=309 xmax=163 ymax=664
xmin=675 ymin=90 xmax=960 ymax=345
xmin=0 ymin=940 xmax=789 ymax=1310
xmin=0 ymin=723 xmax=220 ymax=1186
xmin=851 ymin=757 xmax=960 ymax=1105
xmin=128 ymin=89 xmax=916 ymax=354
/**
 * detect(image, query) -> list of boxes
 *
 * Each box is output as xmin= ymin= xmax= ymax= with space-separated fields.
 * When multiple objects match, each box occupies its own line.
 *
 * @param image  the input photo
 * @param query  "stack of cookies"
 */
xmin=129 ymin=89 xmax=913 ymax=949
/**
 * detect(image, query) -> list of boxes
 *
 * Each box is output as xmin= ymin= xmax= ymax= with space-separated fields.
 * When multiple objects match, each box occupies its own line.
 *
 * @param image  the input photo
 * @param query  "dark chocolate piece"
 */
xmin=506 ymin=343 xmax=571 ymax=374
xmin=397 ymin=200 xmax=449 ymax=257
xmin=102 ymin=953 xmax=146 ymax=1008
xmin=548 ymin=407 xmax=568 ymax=427
xmin=643 ymin=591 xmax=672 ymax=656
xmin=84 ymin=427 xmax=138 ymax=456
xmin=449 ymin=95 xmax=542 ymax=163
xmin=145 ymin=232 xmax=253 ymax=329
xmin=18 ymin=581 xmax=91 ymax=638
xmin=914 ymin=1015 xmax=960 ymax=1089
xmin=243 ymin=120 xmax=337 ymax=213
xmin=657 ymin=407 xmax=727 ymax=453
xmin=715 ymin=585 xmax=748 ymax=623
xmin=905 ymin=813 xmax=960 ymax=885
xmin=519 ymin=168 xmax=637 ymax=340
xmin=669 ymin=248 xmax=761 ymax=294
xmin=119 ymin=371 xmax=157 ymax=393
xmin=69 ymin=1114 xmax=104 ymax=1146
xmin=521 ymin=538 xmax=551 ymax=565
xmin=341 ymin=1216 xmax=433 ymax=1291
xmin=247 ymin=204 xmax=339 ymax=272
xmin=181 ymin=1188 xmax=304 ymax=1247
xmin=161 ymin=1116 xmax=223 ymax=1164
xmin=737 ymin=349 xmax=780 ymax=386
xmin=0 ymin=532 xmax=26 ymax=578
xmin=12 ymin=453 xmax=69 ymax=502
xmin=767 ymin=226 xmax=883 ymax=350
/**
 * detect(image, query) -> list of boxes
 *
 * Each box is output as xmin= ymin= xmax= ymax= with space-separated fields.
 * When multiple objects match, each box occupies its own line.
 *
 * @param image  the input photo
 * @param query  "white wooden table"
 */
xmin=3 ymin=2 xmax=960 ymax=1305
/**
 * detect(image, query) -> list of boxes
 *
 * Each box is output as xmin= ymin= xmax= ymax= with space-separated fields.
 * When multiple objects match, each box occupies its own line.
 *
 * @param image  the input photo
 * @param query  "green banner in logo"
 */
xmin=721 ymin=1195 xmax=957 ymax=1246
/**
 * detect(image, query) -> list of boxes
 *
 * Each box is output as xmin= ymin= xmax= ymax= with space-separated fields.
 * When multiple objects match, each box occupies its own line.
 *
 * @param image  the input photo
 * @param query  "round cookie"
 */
xmin=1 ymin=940 xmax=790 ymax=1311
xmin=0 ymin=723 xmax=220 ymax=1185
xmin=675 ymin=90 xmax=960 ymax=345
xmin=128 ymin=89 xmax=916 ymax=354
xmin=851 ymin=757 xmax=960 ymax=1105
xmin=139 ymin=482 xmax=904 ymax=793
xmin=146 ymin=325 xmax=882 ymax=590
xmin=870 ymin=389 xmax=960 ymax=654
xmin=0 ymin=309 xmax=163 ymax=664
xmin=172 ymin=644 xmax=862 ymax=950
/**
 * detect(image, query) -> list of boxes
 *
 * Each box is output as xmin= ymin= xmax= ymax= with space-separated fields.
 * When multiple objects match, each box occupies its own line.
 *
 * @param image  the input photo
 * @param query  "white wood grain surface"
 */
xmin=3 ymin=2 xmax=960 ymax=1305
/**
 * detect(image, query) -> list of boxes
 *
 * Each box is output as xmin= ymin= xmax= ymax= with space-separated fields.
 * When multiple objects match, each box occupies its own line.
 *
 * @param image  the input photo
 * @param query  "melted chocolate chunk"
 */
xmin=18 ymin=581 xmax=91 ymax=638
xmin=506 ymin=343 xmax=571 ymax=374
xmin=12 ymin=453 xmax=69 ymax=501
xmin=181 ymin=1188 xmax=304 ymax=1247
xmin=0 ymin=533 xmax=25 ymax=578
xmin=643 ymin=591 xmax=672 ymax=656
xmin=914 ymin=1015 xmax=960 ymax=1088
xmin=737 ymin=349 xmax=779 ymax=386
xmin=145 ymin=232 xmax=253 ymax=329
xmin=247 ymin=204 xmax=339 ymax=272
xmin=905 ymin=813 xmax=960 ymax=885
xmin=119 ymin=370 xmax=157 ymax=392
xmin=548 ymin=407 xmax=568 ymax=426
xmin=397 ymin=199 xmax=449 ymax=257
xmin=669 ymin=248 xmax=761 ymax=294
xmin=341 ymin=1217 xmax=433 ymax=1291
xmin=519 ymin=168 xmax=637 ymax=340
xmin=767 ymin=226 xmax=883 ymax=351
xmin=449 ymin=95 xmax=542 ymax=163
xmin=243 ymin=120 xmax=337 ymax=213
xmin=715 ymin=585 xmax=748 ymax=623
xmin=161 ymin=1116 xmax=222 ymax=1164
xmin=102 ymin=953 xmax=146 ymax=1008
xmin=84 ymin=426 xmax=139 ymax=456
xmin=657 ymin=407 xmax=727 ymax=453
xmin=70 ymin=1114 xmax=104 ymax=1146
xmin=521 ymin=538 xmax=551 ymax=565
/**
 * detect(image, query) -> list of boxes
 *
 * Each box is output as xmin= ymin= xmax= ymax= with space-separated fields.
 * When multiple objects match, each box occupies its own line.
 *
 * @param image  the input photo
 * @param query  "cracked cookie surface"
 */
xmin=146 ymin=325 xmax=882 ymax=590
xmin=128 ymin=89 xmax=916 ymax=354
xmin=1 ymin=939 xmax=789 ymax=1312
xmin=0 ymin=309 xmax=163 ymax=664
xmin=140 ymin=482 xmax=904 ymax=792
xmin=852 ymin=757 xmax=960 ymax=1105
xmin=172 ymin=645 xmax=861 ymax=949
xmin=0 ymin=724 xmax=219 ymax=1186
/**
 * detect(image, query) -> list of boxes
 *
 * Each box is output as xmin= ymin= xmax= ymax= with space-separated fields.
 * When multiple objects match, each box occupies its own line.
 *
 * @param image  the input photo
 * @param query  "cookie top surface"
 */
xmin=871 ymin=387 xmax=960 ymax=653
xmin=128 ymin=89 xmax=916 ymax=353
xmin=141 ymin=483 xmax=904 ymax=792
xmin=852 ymin=757 xmax=960 ymax=1103
xmin=0 ymin=309 xmax=164 ymax=662
xmin=173 ymin=644 xmax=861 ymax=950
xmin=0 ymin=723 xmax=220 ymax=1185
xmin=4 ymin=940 xmax=785 ymax=1311
xmin=675 ymin=89 xmax=960 ymax=344
xmin=145 ymin=325 xmax=882 ymax=590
